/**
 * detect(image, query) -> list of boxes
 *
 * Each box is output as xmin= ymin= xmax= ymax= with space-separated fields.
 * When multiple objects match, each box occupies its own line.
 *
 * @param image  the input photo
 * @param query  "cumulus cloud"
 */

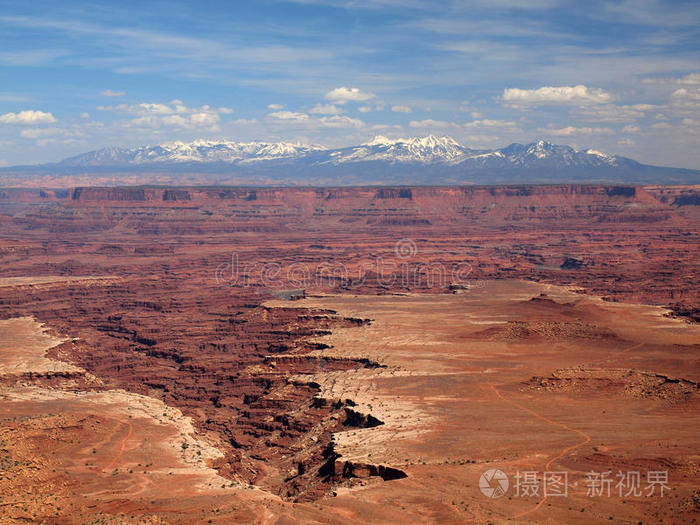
xmin=358 ymin=106 xmax=373 ymax=113
xmin=100 ymin=89 xmax=126 ymax=97
xmin=503 ymin=85 xmax=613 ymax=106
xmin=0 ymin=110 xmax=57 ymax=125
xmin=325 ymin=87 xmax=375 ymax=104
xmin=267 ymin=111 xmax=310 ymax=121
xmin=391 ymin=105 xmax=412 ymax=113
xmin=622 ymin=125 xmax=640 ymax=133
xmin=319 ymin=115 xmax=364 ymax=128
xmin=309 ymin=104 xmax=343 ymax=115
xmin=131 ymin=112 xmax=220 ymax=128
xmin=538 ymin=126 xmax=614 ymax=136
xmin=99 ymin=100 xmax=228 ymax=129
xmin=671 ymin=87 xmax=700 ymax=102
xmin=267 ymin=103 xmax=284 ymax=110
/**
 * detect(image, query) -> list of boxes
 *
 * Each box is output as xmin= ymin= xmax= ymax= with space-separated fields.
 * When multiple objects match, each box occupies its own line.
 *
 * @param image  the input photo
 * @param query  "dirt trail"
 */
xmin=487 ymin=383 xmax=592 ymax=519
xmin=102 ymin=419 xmax=134 ymax=472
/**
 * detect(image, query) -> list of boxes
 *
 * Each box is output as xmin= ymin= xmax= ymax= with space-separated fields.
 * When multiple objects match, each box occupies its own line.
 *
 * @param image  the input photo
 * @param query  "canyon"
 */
xmin=0 ymin=184 xmax=698 ymax=523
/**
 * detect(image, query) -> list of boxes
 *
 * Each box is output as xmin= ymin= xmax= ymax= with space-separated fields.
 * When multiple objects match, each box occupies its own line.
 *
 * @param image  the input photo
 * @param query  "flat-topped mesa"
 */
xmin=67 ymin=184 xmax=650 ymax=203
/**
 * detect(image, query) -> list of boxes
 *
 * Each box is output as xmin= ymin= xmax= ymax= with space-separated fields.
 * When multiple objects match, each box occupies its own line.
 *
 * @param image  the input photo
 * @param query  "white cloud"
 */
xmin=268 ymin=111 xmax=310 ymax=121
xmin=503 ymin=85 xmax=613 ymax=106
xmin=622 ymin=125 xmax=640 ymax=133
xmin=618 ymin=138 xmax=635 ymax=146
xmin=189 ymin=112 xmax=220 ymax=126
xmin=100 ymin=102 xmax=175 ymax=115
xmin=19 ymin=127 xmax=86 ymax=140
xmin=409 ymin=118 xmax=519 ymax=133
xmin=98 ymin=100 xmax=231 ymax=130
xmin=267 ymin=103 xmax=284 ymax=110
xmin=319 ymin=115 xmax=364 ymax=127
xmin=20 ymin=128 xmax=63 ymax=139
xmin=129 ymin=112 xmax=221 ymax=128
xmin=231 ymin=118 xmax=258 ymax=125
xmin=409 ymin=119 xmax=455 ymax=128
xmin=391 ymin=105 xmax=412 ymax=113
xmin=677 ymin=73 xmax=700 ymax=85
xmin=100 ymin=89 xmax=126 ymax=97
xmin=310 ymin=103 xmax=343 ymax=115
xmin=358 ymin=106 xmax=373 ymax=113
xmin=80 ymin=112 xmax=90 ymax=119
xmin=671 ymin=87 xmax=700 ymax=102
xmin=464 ymin=119 xmax=518 ymax=129
xmin=0 ymin=110 xmax=57 ymax=125
xmin=538 ymin=126 xmax=614 ymax=136
xmin=325 ymin=87 xmax=375 ymax=104
xmin=643 ymin=72 xmax=700 ymax=85
xmin=576 ymin=103 xmax=656 ymax=122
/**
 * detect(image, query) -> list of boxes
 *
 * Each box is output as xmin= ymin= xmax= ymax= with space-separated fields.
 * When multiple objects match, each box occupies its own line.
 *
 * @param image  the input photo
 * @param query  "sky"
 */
xmin=0 ymin=0 xmax=698 ymax=168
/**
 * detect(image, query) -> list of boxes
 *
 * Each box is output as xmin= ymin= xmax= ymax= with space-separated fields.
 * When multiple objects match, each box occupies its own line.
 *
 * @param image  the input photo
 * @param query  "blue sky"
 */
xmin=0 ymin=0 xmax=698 ymax=167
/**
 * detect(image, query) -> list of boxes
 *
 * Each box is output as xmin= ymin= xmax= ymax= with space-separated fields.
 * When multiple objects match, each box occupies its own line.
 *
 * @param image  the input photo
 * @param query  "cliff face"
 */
xmin=65 ymin=183 xmax=697 ymax=206
xmin=69 ymin=184 xmax=651 ymax=202
xmin=62 ymin=184 xmax=699 ymax=228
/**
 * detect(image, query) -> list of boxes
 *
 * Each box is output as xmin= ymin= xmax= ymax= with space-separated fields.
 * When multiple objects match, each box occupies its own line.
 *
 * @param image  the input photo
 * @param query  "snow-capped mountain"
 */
xmin=325 ymin=135 xmax=472 ymax=164
xmin=58 ymin=140 xmax=327 ymax=166
xmin=58 ymin=135 xmax=637 ymax=170
xmin=6 ymin=135 xmax=697 ymax=186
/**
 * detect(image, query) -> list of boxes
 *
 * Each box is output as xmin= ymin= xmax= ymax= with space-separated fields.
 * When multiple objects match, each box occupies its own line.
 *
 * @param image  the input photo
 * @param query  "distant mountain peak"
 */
xmin=364 ymin=134 xmax=460 ymax=148
xmin=363 ymin=135 xmax=395 ymax=146
xmin=28 ymin=135 xmax=696 ymax=186
xmin=55 ymin=136 xmax=630 ymax=169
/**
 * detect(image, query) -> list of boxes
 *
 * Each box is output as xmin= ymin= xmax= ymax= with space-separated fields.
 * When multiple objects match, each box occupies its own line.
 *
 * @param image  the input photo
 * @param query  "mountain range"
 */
xmin=2 ymin=135 xmax=699 ymax=186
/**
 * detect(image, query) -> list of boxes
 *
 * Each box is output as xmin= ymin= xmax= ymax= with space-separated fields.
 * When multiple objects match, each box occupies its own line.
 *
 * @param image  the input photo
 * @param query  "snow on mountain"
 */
xmin=55 ymin=135 xmax=642 ymax=173
xmin=329 ymin=135 xmax=470 ymax=164
xmin=9 ymin=134 xmax=696 ymax=185
xmin=59 ymin=140 xmax=327 ymax=166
